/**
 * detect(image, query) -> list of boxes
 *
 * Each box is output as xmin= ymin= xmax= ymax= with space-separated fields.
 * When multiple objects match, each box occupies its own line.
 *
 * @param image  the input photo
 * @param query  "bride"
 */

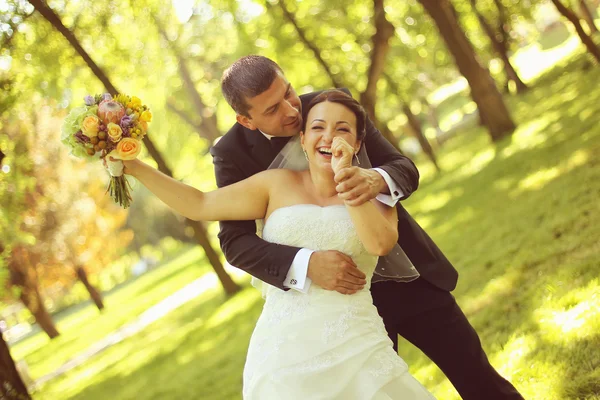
xmin=120 ymin=90 xmax=435 ymax=399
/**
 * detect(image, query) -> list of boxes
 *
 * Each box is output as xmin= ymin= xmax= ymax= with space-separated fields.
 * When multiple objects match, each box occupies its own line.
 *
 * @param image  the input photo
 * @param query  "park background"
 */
xmin=1 ymin=0 xmax=599 ymax=399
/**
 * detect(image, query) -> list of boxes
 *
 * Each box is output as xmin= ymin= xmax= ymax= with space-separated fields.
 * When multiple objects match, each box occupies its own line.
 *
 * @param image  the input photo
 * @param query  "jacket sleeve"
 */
xmin=211 ymin=150 xmax=300 ymax=290
xmin=362 ymin=117 xmax=420 ymax=200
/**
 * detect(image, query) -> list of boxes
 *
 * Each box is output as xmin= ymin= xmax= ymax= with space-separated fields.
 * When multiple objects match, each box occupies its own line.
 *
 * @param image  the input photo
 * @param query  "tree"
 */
xmin=359 ymin=0 xmax=395 ymax=124
xmin=468 ymin=0 xmax=528 ymax=93
xmin=417 ymin=0 xmax=516 ymax=141
xmin=27 ymin=0 xmax=240 ymax=295
xmin=384 ymin=73 xmax=441 ymax=172
xmin=153 ymin=15 xmax=221 ymax=143
xmin=273 ymin=0 xmax=402 ymax=151
xmin=551 ymin=0 xmax=600 ymax=62
xmin=579 ymin=0 xmax=599 ymax=34
xmin=0 ymin=330 xmax=31 ymax=400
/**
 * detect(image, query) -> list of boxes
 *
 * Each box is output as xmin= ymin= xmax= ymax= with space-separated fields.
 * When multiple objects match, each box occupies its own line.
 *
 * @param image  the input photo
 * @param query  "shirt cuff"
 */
xmin=372 ymin=167 xmax=404 ymax=207
xmin=283 ymin=248 xmax=314 ymax=293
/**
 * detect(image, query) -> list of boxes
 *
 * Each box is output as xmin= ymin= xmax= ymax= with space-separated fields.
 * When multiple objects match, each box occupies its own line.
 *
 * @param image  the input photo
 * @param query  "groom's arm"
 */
xmin=364 ymin=117 xmax=420 ymax=200
xmin=336 ymin=117 xmax=419 ymax=206
xmin=211 ymin=153 xmax=301 ymax=290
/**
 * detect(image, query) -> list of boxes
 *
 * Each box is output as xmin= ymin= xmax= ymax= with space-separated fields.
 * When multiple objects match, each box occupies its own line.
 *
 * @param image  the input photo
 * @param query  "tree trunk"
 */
xmin=402 ymin=104 xmax=441 ymax=172
xmin=19 ymin=284 xmax=59 ymax=339
xmin=360 ymin=0 xmax=396 ymax=121
xmin=0 ymin=334 xmax=31 ymax=400
xmin=358 ymin=0 xmax=403 ymax=153
xmin=418 ymin=0 xmax=516 ymax=141
xmin=579 ymin=0 xmax=599 ymax=34
xmin=551 ymin=0 xmax=600 ymax=62
xmin=154 ymin=18 xmax=221 ymax=142
xmin=469 ymin=0 xmax=528 ymax=94
xmin=76 ymin=266 xmax=104 ymax=311
xmin=421 ymin=97 xmax=445 ymax=146
xmin=30 ymin=0 xmax=241 ymax=296
xmin=276 ymin=0 xmax=344 ymax=87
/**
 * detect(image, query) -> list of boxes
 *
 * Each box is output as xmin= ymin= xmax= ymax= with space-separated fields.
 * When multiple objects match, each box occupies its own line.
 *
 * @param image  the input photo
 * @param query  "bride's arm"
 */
xmin=345 ymin=201 xmax=398 ymax=256
xmin=331 ymin=138 xmax=398 ymax=256
xmin=123 ymin=159 xmax=270 ymax=222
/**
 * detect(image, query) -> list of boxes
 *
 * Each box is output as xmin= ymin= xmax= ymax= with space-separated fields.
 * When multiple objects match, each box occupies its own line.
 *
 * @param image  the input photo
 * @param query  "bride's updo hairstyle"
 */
xmin=302 ymin=90 xmax=367 ymax=142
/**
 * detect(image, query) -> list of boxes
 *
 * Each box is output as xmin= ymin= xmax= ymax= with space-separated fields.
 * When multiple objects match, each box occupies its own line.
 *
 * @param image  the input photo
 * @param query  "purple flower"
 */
xmin=84 ymin=95 xmax=95 ymax=106
xmin=102 ymin=93 xmax=112 ymax=101
xmin=74 ymin=131 xmax=90 ymax=144
xmin=120 ymin=115 xmax=133 ymax=129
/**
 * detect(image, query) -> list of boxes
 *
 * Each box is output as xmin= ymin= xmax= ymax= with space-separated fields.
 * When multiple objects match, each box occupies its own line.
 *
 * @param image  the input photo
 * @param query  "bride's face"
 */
xmin=301 ymin=101 xmax=361 ymax=172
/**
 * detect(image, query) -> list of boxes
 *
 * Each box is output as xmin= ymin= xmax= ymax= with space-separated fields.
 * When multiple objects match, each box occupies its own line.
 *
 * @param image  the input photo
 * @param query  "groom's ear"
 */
xmin=236 ymin=114 xmax=257 ymax=131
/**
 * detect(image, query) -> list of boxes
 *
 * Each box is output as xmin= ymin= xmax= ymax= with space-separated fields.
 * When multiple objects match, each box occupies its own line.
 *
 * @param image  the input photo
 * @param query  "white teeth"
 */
xmin=318 ymin=148 xmax=332 ymax=155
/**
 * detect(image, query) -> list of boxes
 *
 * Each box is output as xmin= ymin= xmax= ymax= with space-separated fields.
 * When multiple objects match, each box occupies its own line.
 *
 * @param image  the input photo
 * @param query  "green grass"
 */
xmin=13 ymin=53 xmax=600 ymax=400
xmin=10 ymin=245 xmax=211 ymax=381
xmin=402 ymin=52 xmax=600 ymax=399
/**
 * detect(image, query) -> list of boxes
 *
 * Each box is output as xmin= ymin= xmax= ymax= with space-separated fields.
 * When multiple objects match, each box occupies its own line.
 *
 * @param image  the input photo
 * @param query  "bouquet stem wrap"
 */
xmin=105 ymin=153 xmax=132 ymax=208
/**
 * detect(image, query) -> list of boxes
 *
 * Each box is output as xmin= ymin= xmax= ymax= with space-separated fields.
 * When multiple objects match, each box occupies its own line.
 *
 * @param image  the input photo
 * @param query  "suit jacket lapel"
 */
xmin=247 ymin=127 xmax=276 ymax=171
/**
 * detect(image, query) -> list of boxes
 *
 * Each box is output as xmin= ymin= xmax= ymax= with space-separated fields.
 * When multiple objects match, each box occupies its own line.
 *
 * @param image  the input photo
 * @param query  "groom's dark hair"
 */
xmin=221 ymin=55 xmax=283 ymax=117
xmin=303 ymin=90 xmax=367 ymax=141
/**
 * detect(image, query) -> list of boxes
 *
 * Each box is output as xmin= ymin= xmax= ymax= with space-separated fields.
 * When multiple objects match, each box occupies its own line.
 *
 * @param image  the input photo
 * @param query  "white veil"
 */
xmin=263 ymin=135 xmax=419 ymax=285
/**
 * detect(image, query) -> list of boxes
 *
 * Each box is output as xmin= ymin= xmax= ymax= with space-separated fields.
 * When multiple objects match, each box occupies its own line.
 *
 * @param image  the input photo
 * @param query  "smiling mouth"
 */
xmin=317 ymin=147 xmax=332 ymax=157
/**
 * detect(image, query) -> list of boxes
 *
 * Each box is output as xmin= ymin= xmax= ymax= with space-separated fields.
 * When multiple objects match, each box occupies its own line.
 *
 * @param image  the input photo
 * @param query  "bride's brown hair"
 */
xmin=302 ymin=90 xmax=367 ymax=141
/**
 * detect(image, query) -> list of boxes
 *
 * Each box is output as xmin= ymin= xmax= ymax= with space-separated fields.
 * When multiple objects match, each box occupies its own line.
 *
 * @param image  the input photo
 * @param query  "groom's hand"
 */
xmin=335 ymin=167 xmax=387 ymax=206
xmin=307 ymin=251 xmax=367 ymax=295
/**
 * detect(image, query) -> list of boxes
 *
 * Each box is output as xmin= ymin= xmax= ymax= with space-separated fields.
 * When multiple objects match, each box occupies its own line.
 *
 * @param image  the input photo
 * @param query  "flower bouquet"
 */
xmin=61 ymin=93 xmax=151 ymax=208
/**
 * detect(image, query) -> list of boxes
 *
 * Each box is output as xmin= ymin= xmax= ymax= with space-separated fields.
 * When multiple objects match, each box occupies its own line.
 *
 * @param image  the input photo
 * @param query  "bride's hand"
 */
xmin=331 ymin=137 xmax=354 ymax=175
xmin=106 ymin=156 xmax=142 ymax=177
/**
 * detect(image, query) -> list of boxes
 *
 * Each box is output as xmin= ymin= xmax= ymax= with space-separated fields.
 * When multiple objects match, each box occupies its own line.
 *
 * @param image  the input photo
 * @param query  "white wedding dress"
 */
xmin=243 ymin=204 xmax=435 ymax=399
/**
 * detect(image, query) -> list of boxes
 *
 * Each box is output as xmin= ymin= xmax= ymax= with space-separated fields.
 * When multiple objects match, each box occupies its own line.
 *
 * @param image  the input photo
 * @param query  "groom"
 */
xmin=211 ymin=56 xmax=523 ymax=399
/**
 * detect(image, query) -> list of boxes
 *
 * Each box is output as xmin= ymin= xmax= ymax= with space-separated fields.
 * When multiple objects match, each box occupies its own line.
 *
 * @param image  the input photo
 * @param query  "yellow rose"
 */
xmin=81 ymin=115 xmax=100 ymax=138
xmin=139 ymin=121 xmax=148 ymax=132
xmin=140 ymin=110 xmax=152 ymax=123
xmin=130 ymin=96 xmax=142 ymax=108
xmin=114 ymin=138 xmax=142 ymax=160
xmin=107 ymin=122 xmax=123 ymax=142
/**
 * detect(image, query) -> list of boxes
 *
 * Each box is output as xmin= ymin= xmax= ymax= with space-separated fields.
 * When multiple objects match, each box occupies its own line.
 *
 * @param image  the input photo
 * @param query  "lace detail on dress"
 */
xmin=369 ymin=351 xmax=408 ymax=378
xmin=274 ymin=351 xmax=343 ymax=379
xmin=264 ymin=290 xmax=311 ymax=325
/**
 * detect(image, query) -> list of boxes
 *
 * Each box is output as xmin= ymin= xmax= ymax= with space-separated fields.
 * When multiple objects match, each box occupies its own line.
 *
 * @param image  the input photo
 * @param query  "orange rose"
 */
xmin=113 ymin=138 xmax=142 ymax=160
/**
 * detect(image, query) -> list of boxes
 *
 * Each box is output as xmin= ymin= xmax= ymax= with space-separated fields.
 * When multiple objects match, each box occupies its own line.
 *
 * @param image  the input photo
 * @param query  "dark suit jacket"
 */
xmin=210 ymin=90 xmax=458 ymax=292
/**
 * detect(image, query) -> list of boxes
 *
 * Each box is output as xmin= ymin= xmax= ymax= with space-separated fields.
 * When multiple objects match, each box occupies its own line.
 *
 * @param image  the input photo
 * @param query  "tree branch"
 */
xmin=275 ymin=0 xmax=344 ymax=87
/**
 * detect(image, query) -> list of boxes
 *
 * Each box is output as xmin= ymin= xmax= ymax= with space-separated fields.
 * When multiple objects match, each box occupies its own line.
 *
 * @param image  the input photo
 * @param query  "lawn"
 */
xmin=11 ymin=52 xmax=600 ymax=400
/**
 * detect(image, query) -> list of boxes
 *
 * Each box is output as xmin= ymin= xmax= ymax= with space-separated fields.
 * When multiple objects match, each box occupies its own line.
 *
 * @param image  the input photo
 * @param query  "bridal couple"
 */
xmin=119 ymin=56 xmax=523 ymax=399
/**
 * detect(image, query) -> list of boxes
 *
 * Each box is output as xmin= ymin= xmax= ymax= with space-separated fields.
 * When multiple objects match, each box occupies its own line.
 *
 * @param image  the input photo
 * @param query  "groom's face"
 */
xmin=236 ymin=72 xmax=302 ymax=137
